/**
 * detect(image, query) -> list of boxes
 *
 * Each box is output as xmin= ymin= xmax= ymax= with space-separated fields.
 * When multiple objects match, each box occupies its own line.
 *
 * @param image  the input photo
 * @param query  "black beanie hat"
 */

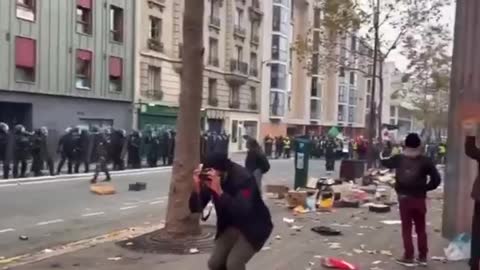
xmin=405 ymin=133 xmax=421 ymax=148
xmin=202 ymin=153 xmax=231 ymax=171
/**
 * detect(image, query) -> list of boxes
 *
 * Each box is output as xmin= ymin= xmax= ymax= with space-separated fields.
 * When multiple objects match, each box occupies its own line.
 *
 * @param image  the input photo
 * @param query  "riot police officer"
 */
xmin=0 ymin=123 xmax=10 ymax=179
xmin=12 ymin=125 xmax=31 ymax=178
xmin=31 ymin=129 xmax=44 ymax=177
xmin=75 ymin=129 xmax=91 ymax=173
xmin=127 ymin=131 xmax=142 ymax=169
xmin=40 ymin=127 xmax=55 ymax=176
xmin=57 ymin=127 xmax=76 ymax=175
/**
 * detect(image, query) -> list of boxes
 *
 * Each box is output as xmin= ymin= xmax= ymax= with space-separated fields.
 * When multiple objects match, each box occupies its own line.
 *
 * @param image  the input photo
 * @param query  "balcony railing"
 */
xmin=249 ymin=103 xmax=258 ymax=110
xmin=209 ymin=16 xmax=221 ymax=28
xmin=148 ymin=39 xmax=164 ymax=52
xmin=234 ymin=25 xmax=246 ymax=37
xmin=230 ymin=60 xmax=248 ymax=75
xmin=250 ymin=67 xmax=258 ymax=77
xmin=208 ymin=96 xmax=219 ymax=106
xmin=209 ymin=57 xmax=220 ymax=67
xmin=251 ymin=35 xmax=260 ymax=44
xmin=140 ymin=89 xmax=163 ymax=101
xmin=229 ymin=100 xmax=240 ymax=109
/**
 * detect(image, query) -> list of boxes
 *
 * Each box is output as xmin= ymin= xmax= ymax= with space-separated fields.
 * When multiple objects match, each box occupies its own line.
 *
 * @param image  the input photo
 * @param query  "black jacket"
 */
xmin=381 ymin=149 xmax=441 ymax=198
xmin=465 ymin=136 xmax=480 ymax=200
xmin=189 ymin=162 xmax=273 ymax=251
xmin=245 ymin=150 xmax=270 ymax=174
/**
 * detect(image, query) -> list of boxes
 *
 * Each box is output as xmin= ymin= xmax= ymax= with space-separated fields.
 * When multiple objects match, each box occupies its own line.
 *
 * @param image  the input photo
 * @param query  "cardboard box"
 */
xmin=265 ymin=185 xmax=290 ymax=199
xmin=286 ymin=191 xmax=308 ymax=208
xmin=90 ymin=183 xmax=116 ymax=195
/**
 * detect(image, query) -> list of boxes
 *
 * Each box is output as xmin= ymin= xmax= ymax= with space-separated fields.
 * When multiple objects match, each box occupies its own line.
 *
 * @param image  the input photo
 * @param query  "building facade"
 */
xmin=0 ymin=0 xmax=135 ymax=140
xmin=133 ymin=0 xmax=264 ymax=152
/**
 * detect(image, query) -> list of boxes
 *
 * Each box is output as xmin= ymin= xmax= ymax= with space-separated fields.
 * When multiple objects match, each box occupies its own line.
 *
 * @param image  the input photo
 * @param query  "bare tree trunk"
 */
xmin=164 ymin=0 xmax=204 ymax=237
xmin=377 ymin=60 xmax=384 ymax=142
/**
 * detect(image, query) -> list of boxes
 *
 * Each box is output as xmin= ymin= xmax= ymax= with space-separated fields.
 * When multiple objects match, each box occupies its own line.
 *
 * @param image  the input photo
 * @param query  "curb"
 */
xmin=0 ymin=166 xmax=173 ymax=186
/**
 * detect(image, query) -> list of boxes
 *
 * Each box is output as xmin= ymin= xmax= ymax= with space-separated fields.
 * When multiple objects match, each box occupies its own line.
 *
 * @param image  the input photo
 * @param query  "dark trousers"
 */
xmin=208 ymin=228 xmax=257 ymax=270
xmin=471 ymin=201 xmax=480 ymax=270
xmin=57 ymin=154 xmax=74 ymax=174
xmin=45 ymin=157 xmax=54 ymax=176
xmin=399 ymin=196 xmax=428 ymax=260
xmin=92 ymin=158 xmax=111 ymax=181
xmin=284 ymin=148 xmax=291 ymax=158
xmin=12 ymin=158 xmax=27 ymax=178
xmin=74 ymin=158 xmax=89 ymax=173
xmin=325 ymin=158 xmax=335 ymax=171
xmin=1 ymin=158 xmax=10 ymax=179
xmin=31 ymin=154 xmax=43 ymax=176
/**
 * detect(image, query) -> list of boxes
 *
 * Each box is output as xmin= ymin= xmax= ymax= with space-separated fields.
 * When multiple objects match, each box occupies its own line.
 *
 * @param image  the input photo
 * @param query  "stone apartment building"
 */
xmin=133 ymin=0 xmax=264 ymax=152
xmin=0 ymin=0 xmax=135 ymax=140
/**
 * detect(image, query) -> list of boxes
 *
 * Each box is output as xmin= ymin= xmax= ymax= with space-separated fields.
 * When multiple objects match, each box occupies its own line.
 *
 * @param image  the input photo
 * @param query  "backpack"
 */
xmin=396 ymin=155 xmax=424 ymax=187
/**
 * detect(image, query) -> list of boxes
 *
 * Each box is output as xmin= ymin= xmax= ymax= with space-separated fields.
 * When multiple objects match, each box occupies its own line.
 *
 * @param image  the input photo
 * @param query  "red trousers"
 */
xmin=399 ymin=196 xmax=428 ymax=259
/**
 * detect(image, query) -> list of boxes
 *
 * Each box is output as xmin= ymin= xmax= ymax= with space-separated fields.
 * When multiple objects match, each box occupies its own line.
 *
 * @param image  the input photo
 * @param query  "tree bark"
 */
xmin=164 ymin=0 xmax=204 ymax=237
xmin=377 ymin=60 xmax=384 ymax=142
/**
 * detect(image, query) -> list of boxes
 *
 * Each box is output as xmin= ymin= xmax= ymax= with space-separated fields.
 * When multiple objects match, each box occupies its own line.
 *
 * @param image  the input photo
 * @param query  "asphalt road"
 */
xmin=0 ymin=156 xmax=337 ymax=258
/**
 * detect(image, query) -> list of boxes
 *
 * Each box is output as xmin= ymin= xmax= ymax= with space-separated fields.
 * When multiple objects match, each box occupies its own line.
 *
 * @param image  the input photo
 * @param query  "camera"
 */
xmin=199 ymin=169 xmax=212 ymax=182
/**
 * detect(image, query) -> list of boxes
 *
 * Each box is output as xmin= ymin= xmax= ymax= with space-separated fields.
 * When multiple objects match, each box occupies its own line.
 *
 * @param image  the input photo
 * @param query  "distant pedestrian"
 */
xmin=380 ymin=133 xmax=441 ymax=267
xmin=324 ymin=137 xmax=336 ymax=173
xmin=245 ymin=139 xmax=270 ymax=192
xmin=283 ymin=136 xmax=291 ymax=158
xmin=275 ymin=136 xmax=284 ymax=159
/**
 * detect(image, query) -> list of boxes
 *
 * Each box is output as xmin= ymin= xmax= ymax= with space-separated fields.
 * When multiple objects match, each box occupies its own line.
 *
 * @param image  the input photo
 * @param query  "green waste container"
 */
xmin=294 ymin=138 xmax=312 ymax=189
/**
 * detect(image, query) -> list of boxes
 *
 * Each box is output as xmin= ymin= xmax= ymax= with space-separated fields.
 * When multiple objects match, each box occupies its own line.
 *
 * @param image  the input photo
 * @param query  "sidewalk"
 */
xmin=8 ymin=196 xmax=468 ymax=270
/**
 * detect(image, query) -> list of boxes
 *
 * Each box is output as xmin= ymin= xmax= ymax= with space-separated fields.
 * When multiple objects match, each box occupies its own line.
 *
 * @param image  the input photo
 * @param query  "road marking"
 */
xmin=81 ymin=212 xmax=105 ymax=217
xmin=36 ymin=219 xmax=64 ymax=226
xmin=120 ymin=206 xmax=138 ymax=211
xmin=0 ymin=228 xmax=15 ymax=234
xmin=149 ymin=200 xmax=164 ymax=205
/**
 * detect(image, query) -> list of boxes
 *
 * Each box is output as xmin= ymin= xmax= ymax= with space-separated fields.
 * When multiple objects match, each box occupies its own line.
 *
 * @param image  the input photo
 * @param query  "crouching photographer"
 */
xmin=189 ymin=153 xmax=273 ymax=270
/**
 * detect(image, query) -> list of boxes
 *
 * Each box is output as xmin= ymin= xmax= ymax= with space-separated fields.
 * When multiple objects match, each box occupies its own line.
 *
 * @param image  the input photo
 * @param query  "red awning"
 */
xmin=76 ymin=49 xmax=92 ymax=61
xmin=109 ymin=56 xmax=122 ymax=77
xmin=77 ymin=0 xmax=92 ymax=9
xmin=15 ymin=37 xmax=36 ymax=68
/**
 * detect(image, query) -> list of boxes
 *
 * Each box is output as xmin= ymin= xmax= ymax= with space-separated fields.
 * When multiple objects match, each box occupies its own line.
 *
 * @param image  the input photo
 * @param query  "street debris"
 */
xmin=380 ymin=250 xmax=393 ymax=256
xmin=282 ymin=217 xmax=295 ymax=224
xmin=311 ymin=226 xmax=342 ymax=236
xmin=125 ymin=242 xmax=134 ymax=246
xmin=380 ymin=220 xmax=401 ymax=225
xmin=432 ymin=256 xmax=447 ymax=263
xmin=274 ymin=235 xmax=282 ymax=240
xmin=320 ymin=257 xmax=358 ymax=270
xmin=371 ymin=260 xmax=382 ymax=265
xmin=188 ymin=248 xmax=200 ymax=254
xmin=18 ymin=235 xmax=29 ymax=241
xmin=353 ymin=249 xmax=363 ymax=254
xmin=327 ymin=242 xmax=342 ymax=250
xmin=107 ymin=256 xmax=122 ymax=261
xmin=261 ymin=246 xmax=271 ymax=251
xmin=43 ymin=249 xmax=53 ymax=254
xmin=444 ymin=233 xmax=471 ymax=261
xmin=128 ymin=182 xmax=147 ymax=191
xmin=291 ymin=225 xmax=303 ymax=231
xmin=368 ymin=204 xmax=391 ymax=213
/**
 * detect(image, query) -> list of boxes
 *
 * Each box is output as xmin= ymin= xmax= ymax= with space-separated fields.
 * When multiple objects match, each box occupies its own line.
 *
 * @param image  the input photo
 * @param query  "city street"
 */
xmin=0 ymin=156 xmax=336 ymax=259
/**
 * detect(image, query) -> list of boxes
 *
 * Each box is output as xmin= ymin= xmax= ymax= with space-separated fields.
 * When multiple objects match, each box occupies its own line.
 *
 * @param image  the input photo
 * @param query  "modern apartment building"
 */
xmin=0 ymin=0 xmax=135 ymax=139
xmin=260 ymin=0 xmax=377 ymax=138
xmin=133 ymin=0 xmax=264 ymax=152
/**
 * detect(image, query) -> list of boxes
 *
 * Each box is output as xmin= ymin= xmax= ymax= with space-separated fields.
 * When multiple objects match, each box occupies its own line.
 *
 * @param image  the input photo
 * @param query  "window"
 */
xmin=311 ymin=77 xmax=318 ymax=97
xmin=338 ymin=85 xmax=347 ymax=103
xmin=235 ymin=8 xmax=243 ymax=26
xmin=236 ymin=46 xmax=243 ymax=62
xmin=272 ymin=5 xmax=289 ymax=34
xmin=351 ymin=35 xmax=357 ymax=51
xmin=270 ymin=91 xmax=285 ymax=116
xmin=366 ymin=79 xmax=372 ymax=109
xmin=231 ymin=120 xmax=238 ymax=143
xmin=270 ymin=63 xmax=287 ymax=90
xmin=210 ymin=0 xmax=220 ymax=19
xmin=339 ymin=67 xmax=345 ymax=77
xmin=250 ymin=87 xmax=256 ymax=105
xmin=149 ymin=16 xmax=162 ymax=41
xmin=15 ymin=37 xmax=36 ymax=82
xmin=314 ymin=8 xmax=321 ymax=28
xmin=109 ymin=56 xmax=123 ymax=92
xmin=366 ymin=79 xmax=372 ymax=94
xmin=251 ymin=21 xmax=260 ymax=42
xmin=16 ymin=0 xmax=35 ymax=21
xmin=76 ymin=0 xmax=92 ymax=35
xmin=148 ymin=66 xmax=161 ymax=94
xmin=208 ymin=79 xmax=217 ymax=100
xmin=110 ymin=6 xmax=123 ymax=42
xmin=271 ymin=34 xmax=288 ymax=61
xmin=208 ymin=38 xmax=219 ymax=66
xmin=349 ymin=72 xmax=355 ymax=85
xmin=310 ymin=100 xmax=321 ymax=119
xmin=250 ymin=52 xmax=258 ymax=76
xmin=75 ymin=49 xmax=92 ymax=89
xmin=338 ymin=105 xmax=346 ymax=122
xmin=348 ymin=106 xmax=355 ymax=122
xmin=230 ymin=87 xmax=240 ymax=108
xmin=390 ymin=106 xmax=396 ymax=117
xmin=349 ymin=88 xmax=356 ymax=105
xmin=290 ymin=0 xmax=294 ymax=19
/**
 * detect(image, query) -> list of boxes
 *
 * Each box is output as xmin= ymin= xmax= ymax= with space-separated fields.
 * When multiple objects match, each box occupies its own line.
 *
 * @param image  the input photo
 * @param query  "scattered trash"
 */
xmin=107 ymin=257 xmax=122 ymax=261
xmin=356 ymin=233 xmax=364 ymax=236
xmin=369 ymin=204 xmax=391 ymax=213
xmin=306 ymin=195 xmax=317 ymax=211
xmin=340 ymin=252 xmax=353 ymax=257
xmin=261 ymin=246 xmax=271 ymax=251
xmin=312 ymin=226 xmax=342 ymax=236
xmin=353 ymin=249 xmax=364 ymax=254
xmin=283 ymin=217 xmax=295 ymax=224
xmin=334 ymin=200 xmax=361 ymax=208
xmin=320 ymin=257 xmax=358 ymax=270
xmin=328 ymin=242 xmax=342 ymax=250
xmin=275 ymin=235 xmax=282 ymax=240
xmin=445 ymin=233 xmax=471 ymax=261
xmin=432 ymin=256 xmax=447 ymax=262
xmin=294 ymin=205 xmax=310 ymax=214
xmin=331 ymin=223 xmax=352 ymax=228
xmin=128 ymin=182 xmax=147 ymax=191
xmin=291 ymin=225 xmax=303 ymax=231
xmin=380 ymin=220 xmax=401 ymax=225
xmin=372 ymin=260 xmax=382 ymax=265
xmin=0 ymin=256 xmax=22 ymax=265
xmin=125 ymin=242 xmax=134 ymax=246
xmin=380 ymin=250 xmax=393 ymax=256
xmin=189 ymin=248 xmax=200 ymax=254
xmin=43 ymin=249 xmax=54 ymax=253
xmin=19 ymin=235 xmax=29 ymax=241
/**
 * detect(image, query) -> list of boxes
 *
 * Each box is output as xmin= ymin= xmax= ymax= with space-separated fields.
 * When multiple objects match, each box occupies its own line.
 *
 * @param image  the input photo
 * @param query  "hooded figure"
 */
xmin=0 ymin=123 xmax=11 ymax=179
xmin=380 ymin=133 xmax=441 ymax=267
xmin=12 ymin=124 xmax=31 ymax=178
